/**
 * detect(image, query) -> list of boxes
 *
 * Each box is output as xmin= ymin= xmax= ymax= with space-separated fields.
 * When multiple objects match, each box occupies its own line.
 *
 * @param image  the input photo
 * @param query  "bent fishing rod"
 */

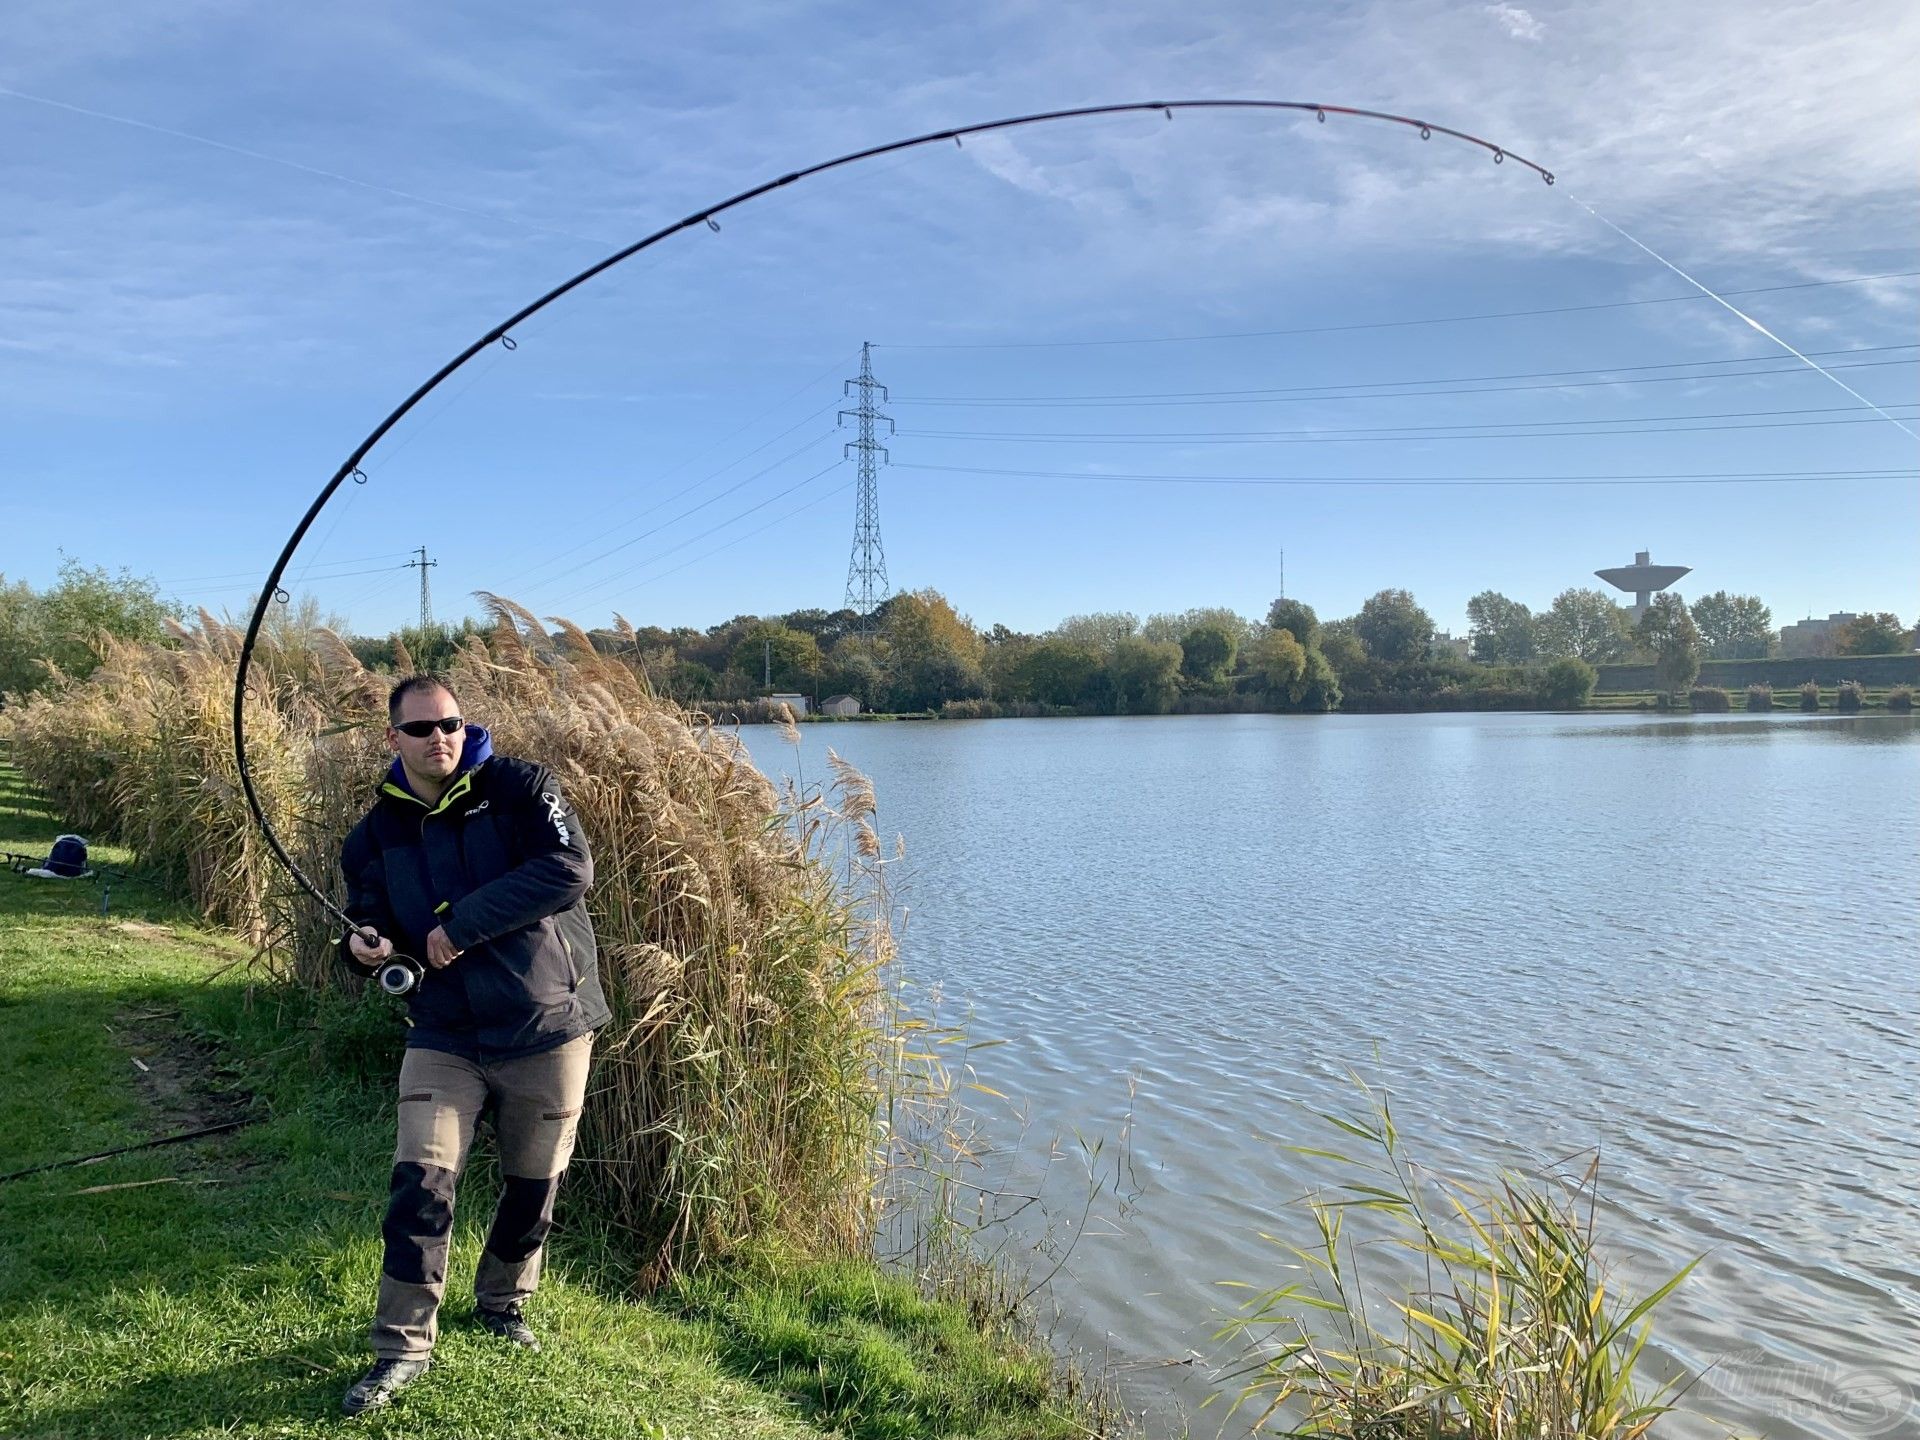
xmin=232 ymin=98 xmax=1556 ymax=932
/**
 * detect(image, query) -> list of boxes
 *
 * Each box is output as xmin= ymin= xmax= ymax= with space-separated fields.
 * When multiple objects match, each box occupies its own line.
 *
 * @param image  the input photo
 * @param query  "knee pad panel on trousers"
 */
xmin=486 ymin=1173 xmax=561 ymax=1265
xmin=382 ymin=1160 xmax=457 ymax=1285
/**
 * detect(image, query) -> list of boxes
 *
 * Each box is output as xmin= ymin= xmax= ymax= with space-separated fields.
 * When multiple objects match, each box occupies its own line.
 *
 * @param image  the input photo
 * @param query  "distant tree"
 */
xmin=1051 ymin=611 xmax=1139 ymax=656
xmin=1108 ymin=636 xmax=1182 ymax=714
xmin=881 ymin=589 xmax=987 ymax=710
xmin=1465 ymin=590 xmax=1537 ymax=665
xmin=1142 ymin=606 xmax=1256 ymax=648
xmin=0 ymin=575 xmax=47 ymax=698
xmin=1265 ymin=597 xmax=1320 ymax=645
xmin=1243 ymin=627 xmax=1307 ymax=695
xmin=980 ymin=625 xmax=1037 ymax=700
xmin=823 ymin=640 xmax=884 ymax=709
xmin=1637 ymin=594 xmax=1701 ymax=696
xmin=1689 ymin=591 xmax=1774 ymax=659
xmin=888 ymin=647 xmax=986 ymax=713
xmin=665 ymin=659 xmax=719 ymax=699
xmin=729 ymin=623 xmax=824 ymax=692
xmin=1538 ymin=656 xmax=1597 ymax=707
xmin=1239 ymin=628 xmax=1341 ymax=710
xmin=779 ymin=606 xmax=861 ymax=651
xmin=1014 ymin=639 xmax=1100 ymax=708
xmin=34 ymin=558 xmax=177 ymax=682
xmin=1536 ymin=588 xmax=1634 ymax=664
xmin=1317 ymin=620 xmax=1367 ymax=677
xmin=1287 ymin=646 xmax=1342 ymax=712
xmin=1835 ymin=611 xmax=1909 ymax=656
xmin=394 ymin=617 xmax=484 ymax=672
xmin=1178 ymin=622 xmax=1238 ymax=689
xmin=1354 ymin=589 xmax=1435 ymax=663
xmin=884 ymin=589 xmax=987 ymax=669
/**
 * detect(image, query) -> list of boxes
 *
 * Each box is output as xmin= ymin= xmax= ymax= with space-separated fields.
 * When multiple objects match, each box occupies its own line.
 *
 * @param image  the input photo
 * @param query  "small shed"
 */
xmin=768 ymin=692 xmax=810 ymax=717
xmin=821 ymin=694 xmax=861 ymax=718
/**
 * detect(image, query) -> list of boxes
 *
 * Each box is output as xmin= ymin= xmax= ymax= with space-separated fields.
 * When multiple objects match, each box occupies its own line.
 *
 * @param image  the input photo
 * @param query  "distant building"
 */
xmin=1433 ymin=630 xmax=1472 ymax=661
xmin=768 ymin=692 xmax=810 ymax=717
xmin=820 ymin=694 xmax=861 ymax=718
xmin=1778 ymin=613 xmax=1858 ymax=659
xmin=1595 ymin=550 xmax=1691 ymax=624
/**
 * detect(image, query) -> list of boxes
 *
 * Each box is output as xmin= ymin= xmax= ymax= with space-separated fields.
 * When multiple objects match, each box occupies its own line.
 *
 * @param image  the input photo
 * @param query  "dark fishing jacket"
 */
xmin=338 ymin=726 xmax=610 ymax=1060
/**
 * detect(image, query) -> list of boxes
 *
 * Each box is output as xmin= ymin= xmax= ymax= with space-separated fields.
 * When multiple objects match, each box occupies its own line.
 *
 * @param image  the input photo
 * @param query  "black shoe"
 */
xmin=342 ymin=1357 xmax=431 ymax=1415
xmin=476 ymin=1303 xmax=540 ymax=1351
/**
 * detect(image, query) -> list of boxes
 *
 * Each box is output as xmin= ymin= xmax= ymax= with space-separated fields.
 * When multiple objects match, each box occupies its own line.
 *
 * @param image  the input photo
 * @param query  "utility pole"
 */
xmin=1279 ymin=548 xmax=1285 ymax=602
xmin=764 ymin=636 xmax=772 ymax=689
xmin=404 ymin=546 xmax=438 ymax=630
xmin=839 ymin=342 xmax=894 ymax=637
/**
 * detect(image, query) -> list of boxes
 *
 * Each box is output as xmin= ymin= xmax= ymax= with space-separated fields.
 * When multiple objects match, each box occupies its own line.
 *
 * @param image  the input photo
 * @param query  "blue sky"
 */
xmin=5 ymin=0 xmax=1916 ymax=639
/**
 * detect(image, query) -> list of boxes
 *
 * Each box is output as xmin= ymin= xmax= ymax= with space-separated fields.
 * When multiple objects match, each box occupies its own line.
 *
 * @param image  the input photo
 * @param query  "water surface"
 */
xmin=745 ymin=711 xmax=1920 ymax=1439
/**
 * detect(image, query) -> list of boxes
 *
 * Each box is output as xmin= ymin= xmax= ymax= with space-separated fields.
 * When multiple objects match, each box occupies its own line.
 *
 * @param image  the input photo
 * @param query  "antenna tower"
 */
xmin=839 ymin=342 xmax=894 ymax=633
xmin=404 ymin=546 xmax=438 ymax=630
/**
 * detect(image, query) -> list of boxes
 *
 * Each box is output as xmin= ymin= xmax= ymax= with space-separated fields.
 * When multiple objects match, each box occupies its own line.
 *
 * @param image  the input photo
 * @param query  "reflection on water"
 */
xmin=745 ymin=712 xmax=1920 ymax=1440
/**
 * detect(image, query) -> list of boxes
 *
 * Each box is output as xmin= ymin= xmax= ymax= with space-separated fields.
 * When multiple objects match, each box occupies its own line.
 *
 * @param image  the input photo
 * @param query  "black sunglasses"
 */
xmin=394 ymin=716 xmax=464 ymax=738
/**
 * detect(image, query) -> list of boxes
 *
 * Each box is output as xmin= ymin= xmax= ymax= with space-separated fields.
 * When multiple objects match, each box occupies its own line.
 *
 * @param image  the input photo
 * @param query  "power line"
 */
xmin=493 ymin=355 xmax=857 ymax=594
xmin=516 ymin=430 xmax=839 ymax=601
xmin=903 ymin=400 xmax=1920 ymax=444
xmin=876 ymin=270 xmax=1920 ymax=350
xmin=894 ymin=462 xmax=1917 ymax=489
xmin=156 ymin=553 xmax=409 ymax=586
xmin=617 ymin=480 xmax=858 ymax=600
xmin=543 ymin=458 xmax=848 ymax=614
xmin=176 ymin=563 xmax=407 ymax=596
xmin=889 ymin=348 xmax=1916 ymax=407
xmin=0 ymin=82 xmax=612 ymax=247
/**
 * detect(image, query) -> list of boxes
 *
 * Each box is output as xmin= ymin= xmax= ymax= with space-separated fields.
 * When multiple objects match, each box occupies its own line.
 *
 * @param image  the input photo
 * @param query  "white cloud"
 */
xmin=1484 ymin=4 xmax=1545 ymax=41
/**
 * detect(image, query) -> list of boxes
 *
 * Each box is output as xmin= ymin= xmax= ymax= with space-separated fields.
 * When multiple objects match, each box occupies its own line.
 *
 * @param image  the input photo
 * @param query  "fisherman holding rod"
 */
xmin=336 ymin=673 xmax=610 ymax=1416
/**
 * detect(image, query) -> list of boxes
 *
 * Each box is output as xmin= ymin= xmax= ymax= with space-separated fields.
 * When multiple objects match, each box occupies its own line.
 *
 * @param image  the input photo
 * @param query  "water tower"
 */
xmin=1595 ymin=550 xmax=1691 ymax=623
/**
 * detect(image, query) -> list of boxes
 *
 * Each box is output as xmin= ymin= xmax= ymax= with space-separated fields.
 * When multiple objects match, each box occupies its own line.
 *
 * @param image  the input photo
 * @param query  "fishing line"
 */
xmin=1566 ymin=193 xmax=1918 ymax=440
xmin=0 ymin=81 xmax=613 ymax=248
xmin=233 ymin=98 xmax=1556 ymax=932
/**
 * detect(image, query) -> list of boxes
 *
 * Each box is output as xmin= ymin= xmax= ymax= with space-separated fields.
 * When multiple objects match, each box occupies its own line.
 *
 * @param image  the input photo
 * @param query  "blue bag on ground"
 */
xmin=27 ymin=834 xmax=91 ymax=879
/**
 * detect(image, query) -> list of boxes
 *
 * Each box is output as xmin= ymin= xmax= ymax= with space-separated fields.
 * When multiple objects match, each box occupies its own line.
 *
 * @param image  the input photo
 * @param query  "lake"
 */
xmin=744 ymin=711 xmax=1920 ymax=1440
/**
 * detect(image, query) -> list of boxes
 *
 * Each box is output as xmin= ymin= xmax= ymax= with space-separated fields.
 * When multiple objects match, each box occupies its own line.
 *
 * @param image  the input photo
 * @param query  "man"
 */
xmin=336 ymin=674 xmax=610 ymax=1416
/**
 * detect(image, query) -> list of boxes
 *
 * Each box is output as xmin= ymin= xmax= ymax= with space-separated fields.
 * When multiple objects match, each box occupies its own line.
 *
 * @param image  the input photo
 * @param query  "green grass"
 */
xmin=0 ymin=761 xmax=1090 ymax=1439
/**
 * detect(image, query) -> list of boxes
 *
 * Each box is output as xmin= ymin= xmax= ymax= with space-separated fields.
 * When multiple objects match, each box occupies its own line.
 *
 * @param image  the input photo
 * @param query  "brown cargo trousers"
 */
xmin=372 ymin=1034 xmax=592 ymax=1360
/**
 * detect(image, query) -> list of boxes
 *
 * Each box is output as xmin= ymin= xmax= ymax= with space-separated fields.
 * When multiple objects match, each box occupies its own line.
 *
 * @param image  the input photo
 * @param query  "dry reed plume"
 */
xmin=6 ymin=596 xmax=935 ymax=1282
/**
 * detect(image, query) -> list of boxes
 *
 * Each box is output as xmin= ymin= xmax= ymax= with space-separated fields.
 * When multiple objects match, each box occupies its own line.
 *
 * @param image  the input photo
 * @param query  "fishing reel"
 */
xmin=377 ymin=953 xmax=426 ymax=997
xmin=347 ymin=928 xmax=425 ymax=997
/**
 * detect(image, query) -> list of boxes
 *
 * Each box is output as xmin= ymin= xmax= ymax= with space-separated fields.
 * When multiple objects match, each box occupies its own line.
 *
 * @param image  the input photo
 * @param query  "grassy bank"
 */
xmin=0 ymin=762 xmax=1090 ymax=1440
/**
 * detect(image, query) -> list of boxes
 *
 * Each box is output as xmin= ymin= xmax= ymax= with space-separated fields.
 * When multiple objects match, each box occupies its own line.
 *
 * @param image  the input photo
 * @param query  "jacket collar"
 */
xmin=379 ymin=724 xmax=493 ymax=814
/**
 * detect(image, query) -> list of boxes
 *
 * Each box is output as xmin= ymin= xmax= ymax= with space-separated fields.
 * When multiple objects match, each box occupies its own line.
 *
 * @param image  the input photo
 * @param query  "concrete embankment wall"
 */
xmin=1595 ymin=654 xmax=1920 ymax=693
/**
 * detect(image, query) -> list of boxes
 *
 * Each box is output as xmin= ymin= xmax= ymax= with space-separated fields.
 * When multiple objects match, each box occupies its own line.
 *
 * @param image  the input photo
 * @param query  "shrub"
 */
xmin=1799 ymin=681 xmax=1822 ymax=712
xmin=1837 ymin=680 xmax=1866 ymax=713
xmin=1688 ymin=685 xmax=1731 ymax=712
xmin=1537 ymin=655 xmax=1596 ymax=707
xmin=1745 ymin=683 xmax=1773 ymax=712
xmin=1221 ymin=1082 xmax=1708 ymax=1440
xmin=939 ymin=697 xmax=1002 ymax=719
xmin=1889 ymin=686 xmax=1914 ymax=714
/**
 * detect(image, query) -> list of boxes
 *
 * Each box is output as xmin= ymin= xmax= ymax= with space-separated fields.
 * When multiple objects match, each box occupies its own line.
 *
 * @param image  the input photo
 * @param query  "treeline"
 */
xmin=589 ymin=588 xmax=1597 ymax=716
xmin=5 ymin=559 xmax=1909 ymax=719
xmin=1464 ymin=587 xmax=1914 ymax=664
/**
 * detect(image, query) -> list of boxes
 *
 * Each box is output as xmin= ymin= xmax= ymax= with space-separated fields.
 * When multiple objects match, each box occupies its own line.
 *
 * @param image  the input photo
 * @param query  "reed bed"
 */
xmin=1216 ymin=1082 xmax=1730 ymax=1440
xmin=6 ymin=597 xmax=950 ymax=1282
